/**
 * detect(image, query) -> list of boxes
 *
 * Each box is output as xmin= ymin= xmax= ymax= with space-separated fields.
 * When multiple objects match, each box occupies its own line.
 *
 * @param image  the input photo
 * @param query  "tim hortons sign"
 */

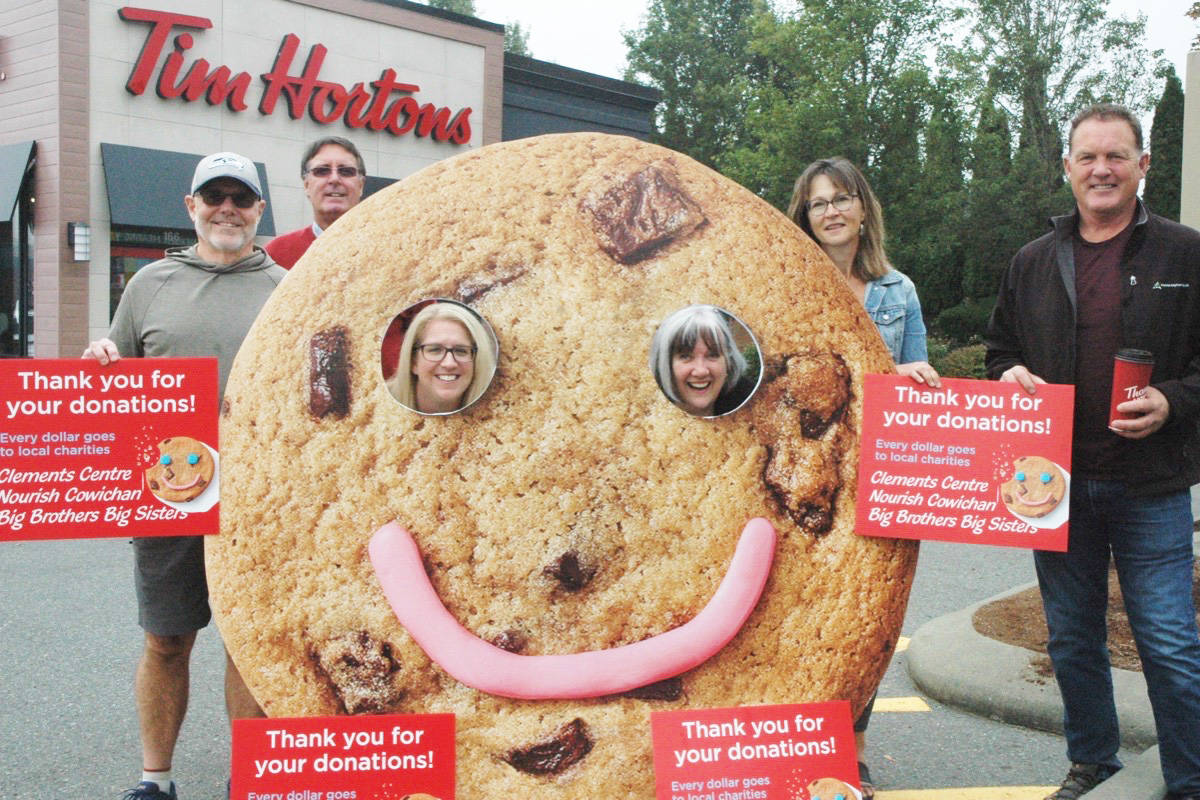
xmin=118 ymin=7 xmax=473 ymax=144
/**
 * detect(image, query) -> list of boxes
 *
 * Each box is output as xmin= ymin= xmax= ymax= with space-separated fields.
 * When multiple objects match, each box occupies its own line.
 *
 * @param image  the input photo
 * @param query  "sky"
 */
xmin=471 ymin=1 xmax=1199 ymax=84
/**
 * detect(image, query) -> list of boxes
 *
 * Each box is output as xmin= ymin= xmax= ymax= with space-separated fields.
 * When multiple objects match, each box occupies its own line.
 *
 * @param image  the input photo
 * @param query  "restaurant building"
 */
xmin=0 ymin=0 xmax=659 ymax=358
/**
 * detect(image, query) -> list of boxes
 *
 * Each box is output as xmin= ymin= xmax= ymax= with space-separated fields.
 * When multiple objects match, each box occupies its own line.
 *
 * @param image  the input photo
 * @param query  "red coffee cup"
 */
xmin=1110 ymin=348 xmax=1154 ymax=422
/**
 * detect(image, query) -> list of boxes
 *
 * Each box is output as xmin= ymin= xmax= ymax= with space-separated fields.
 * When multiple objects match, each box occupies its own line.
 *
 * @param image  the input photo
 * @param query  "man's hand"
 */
xmin=82 ymin=338 xmax=121 ymax=365
xmin=999 ymin=364 xmax=1046 ymax=394
xmin=1109 ymin=386 xmax=1169 ymax=439
xmin=896 ymin=360 xmax=942 ymax=388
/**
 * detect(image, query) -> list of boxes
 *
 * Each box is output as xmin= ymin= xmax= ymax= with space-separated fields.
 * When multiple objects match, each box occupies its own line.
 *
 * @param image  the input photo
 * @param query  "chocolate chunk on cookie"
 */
xmin=620 ymin=676 xmax=684 ymax=702
xmin=581 ymin=163 xmax=706 ymax=263
xmin=752 ymin=353 xmax=853 ymax=533
xmin=309 ymin=326 xmax=352 ymax=419
xmin=455 ymin=263 xmax=528 ymax=306
xmin=501 ymin=718 xmax=594 ymax=776
xmin=312 ymin=631 xmax=404 ymax=714
xmin=543 ymin=550 xmax=597 ymax=592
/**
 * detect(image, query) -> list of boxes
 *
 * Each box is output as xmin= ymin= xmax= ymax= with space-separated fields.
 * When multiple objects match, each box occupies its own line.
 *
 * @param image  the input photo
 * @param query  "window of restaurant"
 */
xmin=110 ymin=244 xmax=165 ymax=319
xmin=1 ymin=143 xmax=35 ymax=358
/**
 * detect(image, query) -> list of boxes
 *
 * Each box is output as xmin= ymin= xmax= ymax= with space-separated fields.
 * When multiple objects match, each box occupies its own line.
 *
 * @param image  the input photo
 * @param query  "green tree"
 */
xmin=1144 ymin=66 xmax=1184 ymax=220
xmin=962 ymin=0 xmax=1164 ymax=196
xmin=961 ymin=90 xmax=1015 ymax=301
xmin=895 ymin=91 xmax=968 ymax=316
xmin=624 ymin=0 xmax=767 ymax=169
xmin=720 ymin=0 xmax=951 ymax=209
xmin=426 ymin=0 xmax=475 ymax=15
xmin=505 ymin=20 xmax=532 ymax=56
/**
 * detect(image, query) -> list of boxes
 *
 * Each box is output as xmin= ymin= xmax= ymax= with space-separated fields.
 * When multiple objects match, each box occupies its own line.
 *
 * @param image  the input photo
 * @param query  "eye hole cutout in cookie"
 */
xmin=381 ymin=298 xmax=499 ymax=416
xmin=650 ymin=304 xmax=763 ymax=418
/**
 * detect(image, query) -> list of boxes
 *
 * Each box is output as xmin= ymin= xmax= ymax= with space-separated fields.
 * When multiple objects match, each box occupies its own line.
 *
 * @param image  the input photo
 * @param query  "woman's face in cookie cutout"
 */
xmin=413 ymin=318 xmax=476 ymax=413
xmin=672 ymin=337 xmax=727 ymax=416
xmin=651 ymin=305 xmax=755 ymax=418
xmin=385 ymin=299 xmax=499 ymax=416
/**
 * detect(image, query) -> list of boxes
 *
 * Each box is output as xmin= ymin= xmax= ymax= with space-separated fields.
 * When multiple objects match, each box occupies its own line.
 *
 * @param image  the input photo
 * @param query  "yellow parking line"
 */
xmin=873 ymin=696 xmax=931 ymax=712
xmin=879 ymin=788 xmax=1056 ymax=799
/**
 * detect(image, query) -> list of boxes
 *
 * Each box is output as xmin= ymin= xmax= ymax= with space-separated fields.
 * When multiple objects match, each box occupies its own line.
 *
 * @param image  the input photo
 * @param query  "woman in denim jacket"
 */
xmin=787 ymin=157 xmax=940 ymax=798
xmin=788 ymin=157 xmax=940 ymax=384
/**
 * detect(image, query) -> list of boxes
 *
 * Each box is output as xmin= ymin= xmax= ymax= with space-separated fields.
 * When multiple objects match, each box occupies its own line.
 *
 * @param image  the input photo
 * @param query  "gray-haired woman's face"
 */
xmin=671 ymin=338 xmax=727 ymax=416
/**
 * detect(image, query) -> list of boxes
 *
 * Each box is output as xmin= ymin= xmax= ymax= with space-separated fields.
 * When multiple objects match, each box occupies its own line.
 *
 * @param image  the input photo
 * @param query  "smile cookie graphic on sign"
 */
xmin=145 ymin=436 xmax=214 ymax=503
xmin=1000 ymin=455 xmax=1066 ymax=519
xmin=207 ymin=133 xmax=916 ymax=798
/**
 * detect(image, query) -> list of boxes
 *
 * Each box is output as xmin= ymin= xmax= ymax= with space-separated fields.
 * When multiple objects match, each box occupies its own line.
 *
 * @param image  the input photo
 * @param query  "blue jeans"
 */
xmin=1035 ymin=480 xmax=1200 ymax=793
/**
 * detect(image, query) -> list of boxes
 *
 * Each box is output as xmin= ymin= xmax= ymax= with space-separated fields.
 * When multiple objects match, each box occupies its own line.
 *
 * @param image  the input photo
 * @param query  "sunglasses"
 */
xmin=196 ymin=188 xmax=259 ymax=208
xmin=305 ymin=165 xmax=361 ymax=178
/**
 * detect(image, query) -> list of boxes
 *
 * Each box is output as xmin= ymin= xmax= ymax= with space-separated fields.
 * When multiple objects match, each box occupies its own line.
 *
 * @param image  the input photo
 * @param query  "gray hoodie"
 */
xmin=107 ymin=245 xmax=286 ymax=398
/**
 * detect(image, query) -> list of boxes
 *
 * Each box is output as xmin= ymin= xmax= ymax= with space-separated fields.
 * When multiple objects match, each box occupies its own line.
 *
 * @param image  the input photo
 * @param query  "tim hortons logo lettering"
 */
xmin=118 ymin=7 xmax=472 ymax=144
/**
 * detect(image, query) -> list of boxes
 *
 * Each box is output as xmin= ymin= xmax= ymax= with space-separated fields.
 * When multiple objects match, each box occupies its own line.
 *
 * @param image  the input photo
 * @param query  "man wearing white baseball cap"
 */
xmin=84 ymin=151 xmax=283 ymax=800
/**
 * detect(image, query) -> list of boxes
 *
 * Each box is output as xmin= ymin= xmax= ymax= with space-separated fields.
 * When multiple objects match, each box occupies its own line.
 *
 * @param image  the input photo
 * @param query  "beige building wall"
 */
xmin=1182 ymin=49 xmax=1200 ymax=230
xmin=0 ymin=0 xmax=89 ymax=357
xmin=3 ymin=0 xmax=503 ymax=354
xmin=86 ymin=0 xmax=503 ymax=342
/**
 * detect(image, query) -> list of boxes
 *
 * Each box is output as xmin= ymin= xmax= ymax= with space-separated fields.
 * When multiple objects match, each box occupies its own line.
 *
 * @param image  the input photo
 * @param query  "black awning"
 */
xmin=100 ymin=143 xmax=275 ymax=235
xmin=0 ymin=140 xmax=36 ymax=224
xmin=363 ymin=174 xmax=396 ymax=200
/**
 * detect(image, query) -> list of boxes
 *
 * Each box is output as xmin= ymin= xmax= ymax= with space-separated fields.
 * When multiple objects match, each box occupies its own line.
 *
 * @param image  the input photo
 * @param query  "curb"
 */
xmin=1087 ymin=746 xmax=1166 ymax=800
xmin=907 ymin=581 xmax=1157 ymax=750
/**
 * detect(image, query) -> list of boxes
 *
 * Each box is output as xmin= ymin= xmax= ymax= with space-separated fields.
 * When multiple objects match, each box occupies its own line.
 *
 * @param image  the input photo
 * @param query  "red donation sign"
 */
xmin=856 ymin=375 xmax=1074 ymax=551
xmin=231 ymin=714 xmax=455 ymax=800
xmin=0 ymin=358 xmax=219 ymax=541
xmin=651 ymin=702 xmax=859 ymax=800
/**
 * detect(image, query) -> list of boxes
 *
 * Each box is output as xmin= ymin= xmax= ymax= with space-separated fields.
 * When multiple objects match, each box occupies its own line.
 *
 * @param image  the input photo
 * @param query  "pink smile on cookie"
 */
xmin=368 ymin=518 xmax=777 ymax=700
xmin=163 ymin=474 xmax=202 ymax=491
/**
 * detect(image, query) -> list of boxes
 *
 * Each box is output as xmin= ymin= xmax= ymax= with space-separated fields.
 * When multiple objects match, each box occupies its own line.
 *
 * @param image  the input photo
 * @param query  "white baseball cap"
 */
xmin=191 ymin=151 xmax=263 ymax=197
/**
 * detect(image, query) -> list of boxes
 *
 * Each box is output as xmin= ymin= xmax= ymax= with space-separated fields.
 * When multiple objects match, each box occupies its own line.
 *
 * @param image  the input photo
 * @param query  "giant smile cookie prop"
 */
xmin=207 ymin=133 xmax=917 ymax=798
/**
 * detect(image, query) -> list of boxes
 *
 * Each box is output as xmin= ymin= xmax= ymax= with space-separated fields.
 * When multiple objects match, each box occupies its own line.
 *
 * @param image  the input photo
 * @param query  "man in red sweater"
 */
xmin=266 ymin=136 xmax=365 ymax=268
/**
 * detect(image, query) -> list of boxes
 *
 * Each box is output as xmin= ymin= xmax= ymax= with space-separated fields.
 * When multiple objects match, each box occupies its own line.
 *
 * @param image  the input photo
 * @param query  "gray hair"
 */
xmin=650 ymin=305 xmax=747 ymax=408
xmin=301 ymin=136 xmax=366 ymax=176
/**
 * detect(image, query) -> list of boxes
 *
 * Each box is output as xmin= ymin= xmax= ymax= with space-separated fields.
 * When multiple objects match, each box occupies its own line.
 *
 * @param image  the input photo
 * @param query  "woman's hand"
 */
xmin=896 ymin=360 xmax=941 ymax=388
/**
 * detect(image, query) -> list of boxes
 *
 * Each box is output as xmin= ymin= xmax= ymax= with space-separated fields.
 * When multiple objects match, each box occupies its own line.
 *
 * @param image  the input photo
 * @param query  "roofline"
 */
xmin=364 ymin=0 xmax=504 ymax=34
xmin=504 ymin=53 xmax=661 ymax=109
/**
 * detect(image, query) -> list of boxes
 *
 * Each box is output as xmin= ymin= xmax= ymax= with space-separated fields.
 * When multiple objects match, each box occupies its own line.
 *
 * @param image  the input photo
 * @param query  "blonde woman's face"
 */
xmin=805 ymin=174 xmax=864 ymax=252
xmin=411 ymin=318 xmax=475 ymax=413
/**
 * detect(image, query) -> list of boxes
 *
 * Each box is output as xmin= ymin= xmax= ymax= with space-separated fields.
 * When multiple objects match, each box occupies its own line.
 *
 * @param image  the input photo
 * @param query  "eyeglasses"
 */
xmin=305 ymin=165 xmax=361 ymax=178
xmin=416 ymin=344 xmax=477 ymax=363
xmin=806 ymin=193 xmax=859 ymax=217
xmin=196 ymin=188 xmax=258 ymax=208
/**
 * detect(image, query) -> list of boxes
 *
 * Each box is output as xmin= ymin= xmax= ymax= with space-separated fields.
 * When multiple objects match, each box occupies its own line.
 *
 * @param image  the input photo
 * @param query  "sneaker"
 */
xmin=1044 ymin=763 xmax=1119 ymax=800
xmin=120 ymin=781 xmax=177 ymax=800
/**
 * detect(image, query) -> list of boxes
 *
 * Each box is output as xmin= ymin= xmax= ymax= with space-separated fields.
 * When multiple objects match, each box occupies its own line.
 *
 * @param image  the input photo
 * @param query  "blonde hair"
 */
xmin=785 ymin=157 xmax=890 ymax=282
xmin=387 ymin=301 xmax=497 ymax=413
